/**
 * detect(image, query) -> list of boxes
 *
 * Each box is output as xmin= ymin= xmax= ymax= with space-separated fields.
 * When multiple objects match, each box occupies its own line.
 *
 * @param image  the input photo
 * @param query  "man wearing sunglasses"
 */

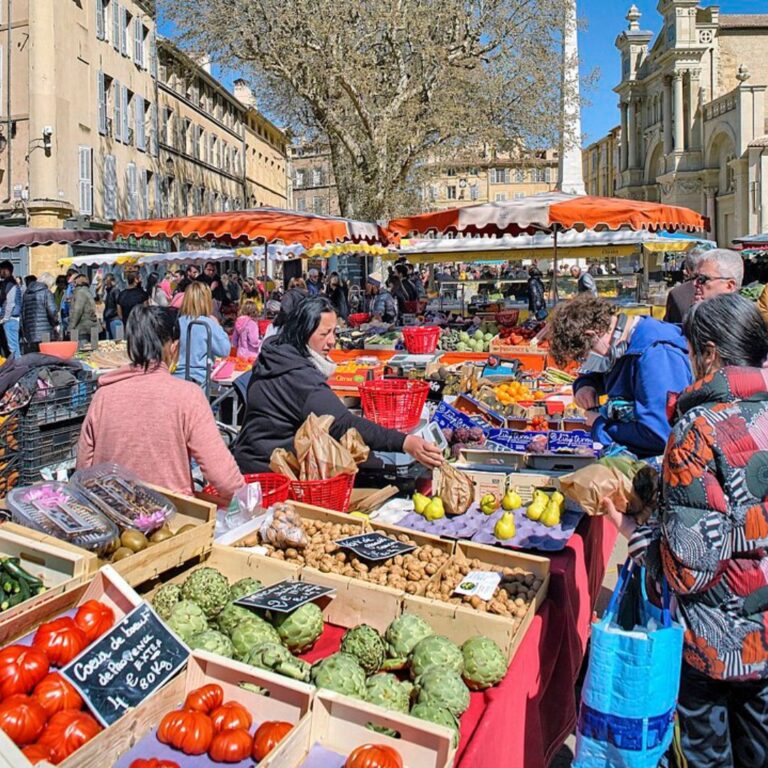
xmin=692 ymin=249 xmax=743 ymax=303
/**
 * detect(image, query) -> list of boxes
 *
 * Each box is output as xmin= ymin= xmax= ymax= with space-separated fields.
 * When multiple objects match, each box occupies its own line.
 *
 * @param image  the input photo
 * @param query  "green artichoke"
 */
xmin=166 ymin=600 xmax=208 ymax=642
xmin=364 ymin=673 xmax=413 ymax=713
xmin=414 ymin=666 xmax=470 ymax=717
xmin=384 ymin=613 xmax=434 ymax=661
xmin=230 ymin=577 xmax=263 ymax=601
xmin=215 ymin=604 xmax=261 ymax=637
xmin=409 ymin=635 xmax=464 ymax=679
xmin=461 ymin=636 xmax=507 ymax=690
xmin=409 ymin=702 xmax=460 ymax=746
xmin=180 ymin=567 xmax=231 ymax=619
xmin=231 ymin=616 xmax=281 ymax=660
xmin=152 ymin=583 xmax=182 ymax=620
xmin=271 ymin=603 xmax=324 ymax=653
xmin=310 ymin=653 xmax=366 ymax=698
xmin=340 ymin=625 xmax=386 ymax=675
xmin=245 ymin=642 xmax=311 ymax=682
xmin=187 ymin=629 xmax=235 ymax=658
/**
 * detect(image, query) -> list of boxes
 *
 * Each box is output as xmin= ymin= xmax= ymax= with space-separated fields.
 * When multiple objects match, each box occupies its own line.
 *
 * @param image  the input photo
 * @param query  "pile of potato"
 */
xmin=255 ymin=519 xmax=449 ymax=595
xmin=425 ymin=557 xmax=543 ymax=623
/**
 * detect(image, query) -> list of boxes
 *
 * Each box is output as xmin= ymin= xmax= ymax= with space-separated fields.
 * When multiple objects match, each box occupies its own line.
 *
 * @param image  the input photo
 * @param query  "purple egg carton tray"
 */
xmin=298 ymin=743 xmax=347 ymax=768
xmin=396 ymin=503 xmax=488 ymax=539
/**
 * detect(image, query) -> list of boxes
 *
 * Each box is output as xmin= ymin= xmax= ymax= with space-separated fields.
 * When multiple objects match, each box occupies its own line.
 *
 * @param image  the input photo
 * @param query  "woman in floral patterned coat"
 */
xmin=651 ymin=293 xmax=768 ymax=767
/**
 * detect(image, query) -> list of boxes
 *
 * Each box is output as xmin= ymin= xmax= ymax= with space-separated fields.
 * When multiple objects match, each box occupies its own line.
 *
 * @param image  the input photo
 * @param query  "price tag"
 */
xmin=336 ymin=532 xmax=417 ymax=562
xmin=61 ymin=603 xmax=188 ymax=727
xmin=453 ymin=571 xmax=502 ymax=601
xmin=234 ymin=580 xmax=335 ymax=614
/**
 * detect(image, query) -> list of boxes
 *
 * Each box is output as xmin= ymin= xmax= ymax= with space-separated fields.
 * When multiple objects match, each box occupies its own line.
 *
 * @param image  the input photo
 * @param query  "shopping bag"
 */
xmin=573 ymin=558 xmax=684 ymax=768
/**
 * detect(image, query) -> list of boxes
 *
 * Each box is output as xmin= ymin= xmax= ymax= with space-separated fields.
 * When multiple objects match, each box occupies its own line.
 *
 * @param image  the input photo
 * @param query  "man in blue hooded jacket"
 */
xmin=549 ymin=295 xmax=693 ymax=457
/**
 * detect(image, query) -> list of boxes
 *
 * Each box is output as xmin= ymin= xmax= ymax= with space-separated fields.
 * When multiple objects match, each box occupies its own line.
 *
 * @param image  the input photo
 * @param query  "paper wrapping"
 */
xmin=559 ymin=464 xmax=633 ymax=517
xmin=434 ymin=461 xmax=475 ymax=517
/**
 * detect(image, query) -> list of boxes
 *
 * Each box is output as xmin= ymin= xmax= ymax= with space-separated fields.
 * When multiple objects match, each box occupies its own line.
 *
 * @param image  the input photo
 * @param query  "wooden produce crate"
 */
xmin=97 ymin=487 xmax=217 ymax=586
xmin=402 ymin=541 xmax=549 ymax=662
xmin=270 ymin=690 xmax=455 ymax=768
xmin=0 ymin=522 xmax=98 ymax=625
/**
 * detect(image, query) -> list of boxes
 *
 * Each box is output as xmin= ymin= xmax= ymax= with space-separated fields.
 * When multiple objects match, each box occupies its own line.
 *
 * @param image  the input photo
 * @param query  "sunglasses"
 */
xmin=693 ymin=274 xmax=729 ymax=286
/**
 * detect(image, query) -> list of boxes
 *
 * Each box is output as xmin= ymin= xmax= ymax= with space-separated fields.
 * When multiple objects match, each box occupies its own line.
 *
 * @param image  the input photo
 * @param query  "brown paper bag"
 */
xmin=269 ymin=448 xmax=300 ymax=480
xmin=294 ymin=413 xmax=358 ymax=480
xmin=340 ymin=429 xmax=371 ymax=465
xmin=434 ymin=462 xmax=475 ymax=517
xmin=559 ymin=464 xmax=632 ymax=517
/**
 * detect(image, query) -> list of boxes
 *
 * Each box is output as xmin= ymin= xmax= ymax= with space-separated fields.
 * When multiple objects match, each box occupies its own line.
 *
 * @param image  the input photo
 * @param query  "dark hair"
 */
xmin=0 ymin=260 xmax=13 ymax=273
xmin=146 ymin=272 xmax=160 ymax=294
xmin=24 ymin=275 xmax=36 ymax=287
xmin=395 ymin=263 xmax=409 ymax=279
xmin=126 ymin=306 xmax=180 ymax=371
xmin=278 ymin=295 xmax=336 ymax=355
xmin=684 ymin=293 xmax=768 ymax=370
xmin=549 ymin=294 xmax=616 ymax=367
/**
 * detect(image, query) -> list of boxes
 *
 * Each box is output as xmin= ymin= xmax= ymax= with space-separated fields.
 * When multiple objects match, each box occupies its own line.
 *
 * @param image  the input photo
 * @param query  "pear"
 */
xmin=424 ymin=498 xmax=446 ymax=522
xmin=502 ymin=488 xmax=522 ymax=511
xmin=549 ymin=491 xmax=565 ymax=513
xmin=479 ymin=493 xmax=498 ymax=515
xmin=539 ymin=500 xmax=561 ymax=528
xmin=494 ymin=511 xmax=516 ymax=540
xmin=413 ymin=493 xmax=431 ymax=515
xmin=526 ymin=500 xmax=546 ymax=521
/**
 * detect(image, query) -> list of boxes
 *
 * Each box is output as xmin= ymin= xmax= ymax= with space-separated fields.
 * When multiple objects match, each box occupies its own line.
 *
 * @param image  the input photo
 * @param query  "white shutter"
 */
xmin=140 ymin=168 xmax=149 ymax=218
xmin=78 ymin=146 xmax=93 ymax=215
xmin=133 ymin=19 xmax=143 ymax=66
xmin=150 ymin=28 xmax=158 ymax=79
xmin=153 ymin=174 xmax=161 ymax=217
xmin=113 ymin=79 xmax=122 ymax=141
xmin=120 ymin=5 xmax=128 ymax=56
xmin=126 ymin=163 xmax=138 ymax=218
xmin=122 ymin=86 xmax=130 ymax=145
xmin=112 ymin=2 xmax=120 ymax=50
xmin=97 ymin=71 xmax=107 ymax=135
xmin=96 ymin=0 xmax=105 ymax=40
xmin=135 ymin=94 xmax=145 ymax=150
xmin=103 ymin=154 xmax=117 ymax=219
xmin=150 ymin=103 xmax=158 ymax=156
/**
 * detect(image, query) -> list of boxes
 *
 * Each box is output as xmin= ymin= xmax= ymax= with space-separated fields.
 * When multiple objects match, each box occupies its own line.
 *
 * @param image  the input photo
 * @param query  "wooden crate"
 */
xmin=270 ymin=690 xmax=455 ymax=768
xmin=0 ymin=522 xmax=98 ymax=625
xmin=0 ymin=650 xmax=314 ymax=768
xmin=402 ymin=541 xmax=549 ymax=662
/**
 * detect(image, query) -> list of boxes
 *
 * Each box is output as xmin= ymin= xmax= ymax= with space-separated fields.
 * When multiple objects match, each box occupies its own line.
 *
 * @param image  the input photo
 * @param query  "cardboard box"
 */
xmin=435 ymin=465 xmax=557 ymax=504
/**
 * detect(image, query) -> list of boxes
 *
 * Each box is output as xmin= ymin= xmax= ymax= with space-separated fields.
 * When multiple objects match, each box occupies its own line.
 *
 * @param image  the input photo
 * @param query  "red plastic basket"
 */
xmin=347 ymin=313 xmax=371 ymax=328
xmin=257 ymin=319 xmax=273 ymax=337
xmin=401 ymin=326 xmax=441 ymax=354
xmin=288 ymin=473 xmax=355 ymax=512
xmin=201 ymin=472 xmax=290 ymax=506
xmin=495 ymin=309 xmax=520 ymax=327
xmin=358 ymin=378 xmax=429 ymax=431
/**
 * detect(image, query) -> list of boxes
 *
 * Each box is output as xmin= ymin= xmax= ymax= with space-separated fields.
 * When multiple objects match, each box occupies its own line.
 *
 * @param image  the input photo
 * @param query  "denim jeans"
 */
xmin=4 ymin=318 xmax=20 ymax=358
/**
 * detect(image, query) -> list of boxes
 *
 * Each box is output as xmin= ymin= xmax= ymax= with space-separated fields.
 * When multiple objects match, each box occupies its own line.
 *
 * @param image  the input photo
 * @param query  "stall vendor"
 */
xmin=77 ymin=306 xmax=244 ymax=501
xmin=549 ymin=295 xmax=692 ymax=458
xmin=232 ymin=296 xmax=443 ymax=473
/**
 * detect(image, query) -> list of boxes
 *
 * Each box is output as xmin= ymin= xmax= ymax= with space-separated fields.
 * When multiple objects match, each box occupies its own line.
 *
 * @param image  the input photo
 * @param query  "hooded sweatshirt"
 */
xmin=77 ymin=363 xmax=243 ymax=500
xmin=232 ymin=316 xmax=261 ymax=359
xmin=573 ymin=316 xmax=693 ymax=457
xmin=233 ymin=338 xmax=406 ymax=474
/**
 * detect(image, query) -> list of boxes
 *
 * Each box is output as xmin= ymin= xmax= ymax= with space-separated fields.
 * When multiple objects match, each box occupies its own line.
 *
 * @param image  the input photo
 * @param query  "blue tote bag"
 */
xmin=574 ymin=558 xmax=684 ymax=768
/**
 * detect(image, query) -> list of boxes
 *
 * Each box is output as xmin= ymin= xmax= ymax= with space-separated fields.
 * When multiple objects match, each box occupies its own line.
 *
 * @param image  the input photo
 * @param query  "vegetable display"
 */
xmin=0 ymin=645 xmax=50 ymax=698
xmin=210 ymin=701 xmax=252 ymax=733
xmin=0 ymin=694 xmax=48 ymax=746
xmin=208 ymin=728 xmax=253 ymax=763
xmin=129 ymin=760 xmax=181 ymax=768
xmin=252 ymin=721 xmax=293 ymax=761
xmin=157 ymin=709 xmax=215 ymax=756
xmin=345 ymin=743 xmax=404 ymax=768
xmin=74 ymin=599 xmax=116 ymax=644
xmin=32 ymin=673 xmax=84 ymax=718
xmin=37 ymin=710 xmax=103 ymax=763
xmin=32 ymin=617 xmax=88 ymax=667
xmin=0 ymin=557 xmax=46 ymax=612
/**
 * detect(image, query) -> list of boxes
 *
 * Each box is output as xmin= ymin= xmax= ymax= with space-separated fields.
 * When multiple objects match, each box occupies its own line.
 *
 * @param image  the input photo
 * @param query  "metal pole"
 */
xmin=551 ymin=226 xmax=559 ymax=305
xmin=6 ymin=0 xmax=13 ymax=204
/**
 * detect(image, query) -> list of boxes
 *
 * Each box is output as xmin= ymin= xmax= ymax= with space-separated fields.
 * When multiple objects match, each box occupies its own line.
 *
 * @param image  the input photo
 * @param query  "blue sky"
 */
xmin=580 ymin=0 xmax=767 ymax=146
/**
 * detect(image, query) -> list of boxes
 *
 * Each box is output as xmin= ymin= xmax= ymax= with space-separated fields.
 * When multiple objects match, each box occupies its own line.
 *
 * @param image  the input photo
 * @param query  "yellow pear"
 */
xmin=549 ymin=490 xmax=565 ymax=512
xmin=526 ymin=500 xmax=546 ymax=521
xmin=413 ymin=493 xmax=430 ymax=515
xmin=502 ymin=488 xmax=522 ymax=511
xmin=494 ymin=511 xmax=516 ymax=540
xmin=424 ymin=498 xmax=445 ymax=522
xmin=539 ymin=500 xmax=561 ymax=528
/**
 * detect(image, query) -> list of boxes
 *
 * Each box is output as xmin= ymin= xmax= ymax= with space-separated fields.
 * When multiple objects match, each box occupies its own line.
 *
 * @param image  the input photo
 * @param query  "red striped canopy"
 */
xmin=0 ymin=227 xmax=113 ymax=250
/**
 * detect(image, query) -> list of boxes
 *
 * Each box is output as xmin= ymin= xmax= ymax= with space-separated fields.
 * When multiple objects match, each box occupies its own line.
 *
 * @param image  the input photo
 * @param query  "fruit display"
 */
xmin=439 ymin=328 xmax=495 ymax=353
xmin=526 ymin=489 xmax=565 ymax=528
xmin=490 ymin=381 xmax=543 ymax=405
xmin=440 ymin=425 xmax=485 ymax=459
xmin=496 ymin=319 xmax=546 ymax=346
xmin=0 ymin=557 xmax=46 ymax=613
xmin=345 ymin=743 xmax=403 ymax=768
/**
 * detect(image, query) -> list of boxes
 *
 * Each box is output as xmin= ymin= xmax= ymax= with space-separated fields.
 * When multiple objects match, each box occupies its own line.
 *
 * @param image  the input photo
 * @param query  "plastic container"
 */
xmin=347 ymin=313 xmax=371 ymax=328
xmin=287 ymin=473 xmax=355 ymax=512
xmin=257 ymin=319 xmax=272 ymax=337
xmin=72 ymin=463 xmax=176 ymax=534
xmin=39 ymin=341 xmax=78 ymax=359
xmin=22 ymin=376 xmax=96 ymax=427
xmin=202 ymin=472 xmax=290 ymax=507
xmin=359 ymin=378 xmax=429 ymax=431
xmin=495 ymin=309 xmax=520 ymax=327
xmin=7 ymin=482 xmax=119 ymax=555
xmin=402 ymin=326 xmax=441 ymax=354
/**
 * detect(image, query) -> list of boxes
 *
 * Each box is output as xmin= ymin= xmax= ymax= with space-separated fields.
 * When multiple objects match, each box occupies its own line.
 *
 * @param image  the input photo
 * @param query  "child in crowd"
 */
xmin=232 ymin=300 xmax=261 ymax=359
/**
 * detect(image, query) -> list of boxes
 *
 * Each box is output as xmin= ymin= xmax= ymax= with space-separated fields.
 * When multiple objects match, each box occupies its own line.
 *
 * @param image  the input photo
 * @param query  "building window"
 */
xmin=78 ymin=146 xmax=93 ymax=215
xmin=446 ymin=168 xmax=456 ymax=177
xmin=97 ymin=71 xmax=107 ymax=135
xmin=103 ymin=154 xmax=117 ymax=220
xmin=296 ymin=197 xmax=307 ymax=212
xmin=295 ymin=169 xmax=306 ymax=188
xmin=112 ymin=1 xmax=120 ymax=51
xmin=544 ymin=167 xmax=552 ymax=183
xmin=470 ymin=184 xmax=479 ymax=201
xmin=121 ymin=6 xmax=130 ymax=57
xmin=313 ymin=196 xmax=326 ymax=214
xmin=514 ymin=192 xmax=525 ymax=199
xmin=312 ymin=167 xmax=324 ymax=187
xmin=495 ymin=192 xmax=507 ymax=202
xmin=96 ymin=0 xmax=107 ymax=41
xmin=532 ymin=168 xmax=546 ymax=183
xmin=140 ymin=168 xmax=149 ymax=218
xmin=135 ymin=94 xmax=146 ymax=151
xmin=490 ymin=168 xmax=510 ymax=184
xmin=133 ymin=19 xmax=146 ymax=68
xmin=125 ymin=162 xmax=138 ymax=219
xmin=514 ymin=169 xmax=525 ymax=183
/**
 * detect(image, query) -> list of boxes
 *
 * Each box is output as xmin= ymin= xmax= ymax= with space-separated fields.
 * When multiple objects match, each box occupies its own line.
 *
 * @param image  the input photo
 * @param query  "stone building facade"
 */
xmin=614 ymin=2 xmax=768 ymax=246
xmin=583 ymin=127 xmax=622 ymax=198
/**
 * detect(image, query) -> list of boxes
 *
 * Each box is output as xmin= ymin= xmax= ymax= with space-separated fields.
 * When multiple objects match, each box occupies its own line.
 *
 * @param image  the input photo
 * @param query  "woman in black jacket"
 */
xmin=21 ymin=273 xmax=58 ymax=352
xmin=325 ymin=272 xmax=349 ymax=321
xmin=232 ymin=296 xmax=443 ymax=473
xmin=527 ymin=266 xmax=547 ymax=319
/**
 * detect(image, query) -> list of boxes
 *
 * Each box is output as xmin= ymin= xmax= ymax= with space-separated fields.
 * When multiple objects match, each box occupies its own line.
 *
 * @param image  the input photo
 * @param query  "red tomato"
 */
xmin=157 ymin=709 xmax=214 ymax=756
xmin=21 ymin=743 xmax=54 ymax=765
xmin=0 ymin=645 xmax=50 ymax=697
xmin=0 ymin=694 xmax=48 ymax=746
xmin=183 ymin=683 xmax=224 ymax=714
xmin=74 ymin=600 xmax=115 ymax=644
xmin=33 ymin=672 xmax=84 ymax=718
xmin=32 ymin=617 xmax=88 ymax=667
xmin=37 ymin=709 xmax=103 ymax=762
xmin=208 ymin=728 xmax=253 ymax=763
xmin=345 ymin=744 xmax=404 ymax=768
xmin=210 ymin=701 xmax=252 ymax=733
xmin=252 ymin=721 xmax=293 ymax=761
xmin=128 ymin=760 xmax=181 ymax=768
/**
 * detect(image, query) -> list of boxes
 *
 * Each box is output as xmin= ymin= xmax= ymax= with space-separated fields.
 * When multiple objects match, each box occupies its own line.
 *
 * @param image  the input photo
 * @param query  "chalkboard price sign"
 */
xmin=336 ymin=532 xmax=417 ymax=562
xmin=61 ymin=603 xmax=188 ymax=727
xmin=234 ymin=580 xmax=335 ymax=614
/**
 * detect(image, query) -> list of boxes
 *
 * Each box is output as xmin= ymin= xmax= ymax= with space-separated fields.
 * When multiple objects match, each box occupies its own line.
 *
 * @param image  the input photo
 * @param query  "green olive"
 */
xmin=111 ymin=547 xmax=134 ymax=562
xmin=120 ymin=530 xmax=148 ymax=553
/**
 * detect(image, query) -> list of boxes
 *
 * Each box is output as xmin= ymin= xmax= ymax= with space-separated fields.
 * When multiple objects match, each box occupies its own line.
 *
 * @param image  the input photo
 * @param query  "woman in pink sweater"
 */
xmin=232 ymin=300 xmax=261 ymax=359
xmin=77 ymin=306 xmax=244 ymax=501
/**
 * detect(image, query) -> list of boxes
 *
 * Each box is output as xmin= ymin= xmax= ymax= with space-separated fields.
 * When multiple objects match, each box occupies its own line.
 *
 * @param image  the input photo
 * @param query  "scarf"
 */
xmin=308 ymin=347 xmax=337 ymax=379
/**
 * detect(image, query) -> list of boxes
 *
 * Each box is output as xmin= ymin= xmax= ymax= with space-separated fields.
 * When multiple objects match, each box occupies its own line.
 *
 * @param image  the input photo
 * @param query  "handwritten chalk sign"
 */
xmin=336 ymin=532 xmax=417 ymax=562
xmin=61 ymin=603 xmax=188 ymax=727
xmin=234 ymin=580 xmax=335 ymax=614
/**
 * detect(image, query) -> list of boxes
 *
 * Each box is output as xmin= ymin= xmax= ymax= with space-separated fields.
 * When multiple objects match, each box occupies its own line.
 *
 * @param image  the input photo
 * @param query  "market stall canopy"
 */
xmin=641 ymin=231 xmax=717 ymax=253
xmin=0 ymin=227 xmax=113 ymax=250
xmin=112 ymin=208 xmax=390 ymax=248
xmin=136 ymin=245 xmax=305 ymax=266
xmin=58 ymin=251 xmax=143 ymax=268
xmin=732 ymin=232 xmax=768 ymax=256
xmin=386 ymin=192 xmax=709 ymax=239
xmin=304 ymin=242 xmax=390 ymax=259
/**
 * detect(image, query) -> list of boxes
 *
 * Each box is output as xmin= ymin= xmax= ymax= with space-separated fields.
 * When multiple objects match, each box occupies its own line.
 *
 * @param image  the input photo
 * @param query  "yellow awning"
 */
xmin=305 ymin=243 xmax=390 ymax=258
xmin=642 ymin=241 xmax=697 ymax=253
xmin=386 ymin=244 xmax=639 ymax=264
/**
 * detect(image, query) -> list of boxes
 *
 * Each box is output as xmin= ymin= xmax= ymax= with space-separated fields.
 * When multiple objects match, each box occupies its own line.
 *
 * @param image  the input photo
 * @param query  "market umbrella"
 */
xmin=0 ymin=227 xmax=113 ymax=250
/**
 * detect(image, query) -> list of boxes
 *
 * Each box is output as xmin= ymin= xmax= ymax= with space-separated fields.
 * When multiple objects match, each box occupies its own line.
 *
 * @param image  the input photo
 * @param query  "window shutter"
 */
xmin=126 ymin=163 xmax=137 ymax=218
xmin=112 ymin=2 xmax=120 ymax=50
xmin=150 ymin=28 xmax=158 ymax=79
xmin=135 ymin=94 xmax=145 ymax=150
xmin=96 ymin=0 xmax=105 ymax=40
xmin=78 ymin=146 xmax=93 ymax=215
xmin=104 ymin=155 xmax=117 ymax=219
xmin=97 ymin=71 xmax=107 ymax=135
xmin=140 ymin=168 xmax=149 ymax=218
xmin=134 ymin=19 xmax=144 ymax=66
xmin=154 ymin=174 xmax=161 ymax=217
xmin=150 ymin=103 xmax=158 ymax=156
xmin=113 ymin=79 xmax=122 ymax=142
xmin=122 ymin=86 xmax=130 ymax=145
xmin=120 ymin=5 xmax=128 ymax=56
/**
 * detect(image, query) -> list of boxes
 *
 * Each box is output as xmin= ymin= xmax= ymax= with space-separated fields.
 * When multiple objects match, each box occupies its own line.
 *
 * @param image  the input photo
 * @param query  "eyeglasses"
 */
xmin=693 ymin=274 xmax=729 ymax=286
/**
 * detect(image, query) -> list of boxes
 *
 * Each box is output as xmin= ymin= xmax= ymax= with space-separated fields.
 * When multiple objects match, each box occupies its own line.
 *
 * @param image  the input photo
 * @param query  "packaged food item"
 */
xmin=7 ymin=483 xmax=119 ymax=555
xmin=72 ymin=463 xmax=176 ymax=534
xmin=258 ymin=502 xmax=308 ymax=550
